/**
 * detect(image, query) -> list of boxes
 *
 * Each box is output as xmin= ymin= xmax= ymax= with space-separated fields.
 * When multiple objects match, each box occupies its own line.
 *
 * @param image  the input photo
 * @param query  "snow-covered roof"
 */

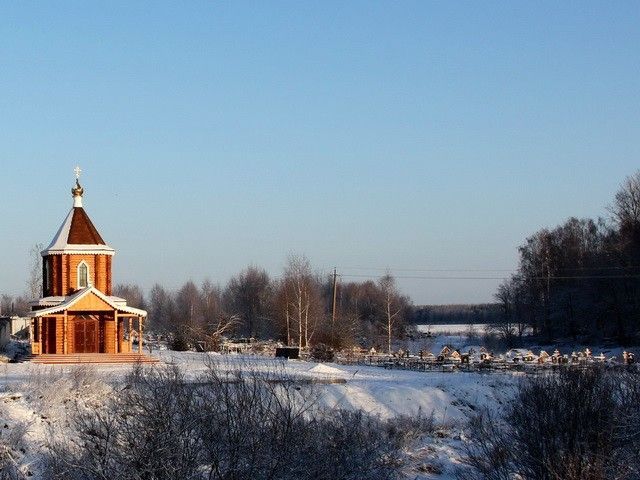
xmin=41 ymin=185 xmax=114 ymax=256
xmin=29 ymin=296 xmax=67 ymax=307
xmin=29 ymin=286 xmax=147 ymax=318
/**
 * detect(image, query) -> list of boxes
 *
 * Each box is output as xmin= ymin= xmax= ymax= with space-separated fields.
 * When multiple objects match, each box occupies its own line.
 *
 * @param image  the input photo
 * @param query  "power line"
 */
xmin=337 ymin=266 xmax=516 ymax=273
xmin=338 ymin=267 xmax=515 ymax=273
xmin=337 ymin=265 xmax=640 ymax=273
xmin=339 ymin=273 xmax=640 ymax=281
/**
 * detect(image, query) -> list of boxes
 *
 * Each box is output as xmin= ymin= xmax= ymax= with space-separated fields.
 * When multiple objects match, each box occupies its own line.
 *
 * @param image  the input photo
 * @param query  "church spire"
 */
xmin=71 ymin=166 xmax=84 ymax=207
xmin=43 ymin=165 xmax=114 ymax=256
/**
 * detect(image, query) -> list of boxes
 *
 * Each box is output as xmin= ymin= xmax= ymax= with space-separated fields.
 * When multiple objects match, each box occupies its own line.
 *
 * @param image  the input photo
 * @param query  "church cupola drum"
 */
xmin=29 ymin=168 xmax=147 ymax=357
xmin=41 ymin=168 xmax=115 ymax=296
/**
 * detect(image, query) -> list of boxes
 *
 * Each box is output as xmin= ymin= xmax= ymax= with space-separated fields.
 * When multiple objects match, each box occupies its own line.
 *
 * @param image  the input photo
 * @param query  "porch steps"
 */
xmin=29 ymin=353 xmax=160 ymax=365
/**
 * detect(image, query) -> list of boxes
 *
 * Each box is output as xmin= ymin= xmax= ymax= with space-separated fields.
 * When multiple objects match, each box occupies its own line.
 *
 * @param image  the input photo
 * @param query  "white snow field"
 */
xmin=157 ymin=350 xmax=518 ymax=421
xmin=0 ymin=351 xmax=519 ymax=479
xmin=415 ymin=323 xmax=491 ymax=334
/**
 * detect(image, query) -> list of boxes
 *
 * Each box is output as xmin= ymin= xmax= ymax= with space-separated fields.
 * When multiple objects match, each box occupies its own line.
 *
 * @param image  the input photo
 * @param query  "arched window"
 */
xmin=78 ymin=261 xmax=89 ymax=289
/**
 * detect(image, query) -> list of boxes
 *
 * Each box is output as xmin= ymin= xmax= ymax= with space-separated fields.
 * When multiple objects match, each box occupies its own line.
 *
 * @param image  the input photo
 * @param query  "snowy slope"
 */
xmin=0 ymin=352 xmax=518 ymax=479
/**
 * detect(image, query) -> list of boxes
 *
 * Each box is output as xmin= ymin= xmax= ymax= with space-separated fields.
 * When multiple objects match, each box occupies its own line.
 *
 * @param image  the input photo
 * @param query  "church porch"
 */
xmin=30 ymin=311 xmax=145 ymax=355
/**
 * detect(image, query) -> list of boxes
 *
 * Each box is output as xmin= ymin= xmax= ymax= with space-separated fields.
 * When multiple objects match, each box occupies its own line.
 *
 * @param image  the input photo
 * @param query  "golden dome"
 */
xmin=71 ymin=178 xmax=84 ymax=198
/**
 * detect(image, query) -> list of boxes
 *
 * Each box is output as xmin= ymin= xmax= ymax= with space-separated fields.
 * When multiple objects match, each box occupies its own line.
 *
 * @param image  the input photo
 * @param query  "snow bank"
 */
xmin=308 ymin=363 xmax=347 ymax=376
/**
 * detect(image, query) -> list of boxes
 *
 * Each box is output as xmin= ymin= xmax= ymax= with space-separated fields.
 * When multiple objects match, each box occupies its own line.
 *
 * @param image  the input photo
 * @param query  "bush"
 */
xmin=44 ymin=362 xmax=410 ymax=480
xmin=169 ymin=330 xmax=190 ymax=351
xmin=458 ymin=368 xmax=640 ymax=480
xmin=310 ymin=343 xmax=335 ymax=362
xmin=0 ymin=418 xmax=30 ymax=480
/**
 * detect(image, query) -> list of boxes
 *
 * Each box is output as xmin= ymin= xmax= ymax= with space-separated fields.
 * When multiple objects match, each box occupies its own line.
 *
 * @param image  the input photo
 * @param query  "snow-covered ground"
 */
xmin=1 ymin=331 xmax=638 ymax=479
xmin=415 ymin=323 xmax=491 ymax=335
xmin=0 ymin=351 xmax=521 ymax=479
xmin=156 ymin=351 xmax=518 ymax=421
xmin=408 ymin=325 xmax=636 ymax=364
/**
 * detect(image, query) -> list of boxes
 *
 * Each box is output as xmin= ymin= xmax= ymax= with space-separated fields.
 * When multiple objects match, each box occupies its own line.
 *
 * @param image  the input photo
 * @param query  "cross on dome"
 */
xmin=71 ymin=166 xmax=84 ymax=207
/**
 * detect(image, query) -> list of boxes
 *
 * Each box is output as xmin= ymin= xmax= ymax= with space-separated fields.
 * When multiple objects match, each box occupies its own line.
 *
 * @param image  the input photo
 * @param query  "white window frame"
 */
xmin=77 ymin=260 xmax=90 ymax=289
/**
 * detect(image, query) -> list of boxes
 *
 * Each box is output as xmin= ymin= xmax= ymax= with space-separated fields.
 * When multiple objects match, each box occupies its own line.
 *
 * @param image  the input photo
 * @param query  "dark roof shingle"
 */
xmin=67 ymin=207 xmax=106 ymax=245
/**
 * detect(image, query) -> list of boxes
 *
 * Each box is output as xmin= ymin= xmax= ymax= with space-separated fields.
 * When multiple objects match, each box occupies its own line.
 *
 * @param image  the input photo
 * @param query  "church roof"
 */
xmin=41 ymin=178 xmax=115 ymax=256
xmin=28 ymin=286 xmax=147 ymax=318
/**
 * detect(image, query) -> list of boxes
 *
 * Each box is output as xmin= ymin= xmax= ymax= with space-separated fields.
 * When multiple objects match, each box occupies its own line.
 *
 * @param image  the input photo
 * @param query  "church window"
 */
xmin=78 ymin=261 xmax=89 ymax=289
xmin=43 ymin=260 xmax=49 ymax=294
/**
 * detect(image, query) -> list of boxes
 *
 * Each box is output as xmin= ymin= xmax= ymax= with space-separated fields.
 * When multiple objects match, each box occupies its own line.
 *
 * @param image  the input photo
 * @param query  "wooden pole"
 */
xmin=114 ymin=311 xmax=119 ymax=354
xmin=138 ymin=316 xmax=143 ymax=354
xmin=63 ymin=311 xmax=68 ymax=354
xmin=331 ymin=267 xmax=338 ymax=345
xmin=44 ymin=318 xmax=48 ymax=354
xmin=128 ymin=317 xmax=133 ymax=352
xmin=37 ymin=318 xmax=43 ymax=353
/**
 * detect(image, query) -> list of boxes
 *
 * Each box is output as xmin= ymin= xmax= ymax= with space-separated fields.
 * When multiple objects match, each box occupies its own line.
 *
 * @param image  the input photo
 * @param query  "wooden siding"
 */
xmin=56 ymin=317 xmax=63 ymax=353
xmin=68 ymin=317 xmax=75 ymax=353
xmin=105 ymin=318 xmax=116 ymax=354
xmin=52 ymin=256 xmax=61 ymax=296
xmin=64 ymin=255 xmax=70 ymax=294
xmin=32 ymin=313 xmax=136 ymax=355
xmin=106 ymin=257 xmax=112 ymax=295
xmin=71 ymin=291 xmax=113 ymax=311
xmin=44 ymin=254 xmax=112 ymax=297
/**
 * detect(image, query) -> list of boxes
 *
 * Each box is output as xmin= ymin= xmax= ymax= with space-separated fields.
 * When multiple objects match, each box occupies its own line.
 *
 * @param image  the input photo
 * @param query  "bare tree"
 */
xmin=112 ymin=283 xmax=146 ymax=309
xmin=26 ymin=243 xmax=43 ymax=300
xmin=274 ymin=277 xmax=293 ymax=345
xmin=610 ymin=170 xmax=640 ymax=230
xmin=147 ymin=283 xmax=174 ymax=332
xmin=223 ymin=266 xmax=273 ymax=338
xmin=185 ymin=314 xmax=239 ymax=351
xmin=175 ymin=280 xmax=202 ymax=329
xmin=200 ymin=279 xmax=223 ymax=325
xmin=378 ymin=274 xmax=402 ymax=354
xmin=490 ymin=280 xmax=519 ymax=347
xmin=0 ymin=294 xmax=29 ymax=317
xmin=280 ymin=255 xmax=322 ymax=348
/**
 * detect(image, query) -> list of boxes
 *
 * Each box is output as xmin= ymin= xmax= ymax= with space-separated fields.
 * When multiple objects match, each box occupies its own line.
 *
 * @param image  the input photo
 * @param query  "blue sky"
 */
xmin=1 ymin=1 xmax=639 ymax=304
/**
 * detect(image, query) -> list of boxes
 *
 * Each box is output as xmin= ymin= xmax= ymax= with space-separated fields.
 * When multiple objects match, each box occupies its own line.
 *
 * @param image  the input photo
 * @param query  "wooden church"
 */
xmin=28 ymin=169 xmax=150 ymax=361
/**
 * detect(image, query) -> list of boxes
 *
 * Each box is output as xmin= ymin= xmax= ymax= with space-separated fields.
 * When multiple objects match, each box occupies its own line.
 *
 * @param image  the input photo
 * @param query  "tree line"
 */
xmin=114 ymin=255 xmax=412 ymax=352
xmin=411 ymin=303 xmax=502 ymax=325
xmin=6 ymin=171 xmax=639 ymax=349
xmin=1 ymin=255 xmax=412 ymax=352
xmin=494 ymin=171 xmax=640 ymax=344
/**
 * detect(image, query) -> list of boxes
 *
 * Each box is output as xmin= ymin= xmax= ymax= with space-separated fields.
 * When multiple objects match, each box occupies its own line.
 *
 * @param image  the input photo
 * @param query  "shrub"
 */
xmin=169 ymin=330 xmax=190 ymax=351
xmin=458 ymin=368 xmax=640 ymax=480
xmin=0 ymin=420 xmax=29 ymax=480
xmin=310 ymin=343 xmax=335 ymax=362
xmin=45 ymin=362 xmax=410 ymax=480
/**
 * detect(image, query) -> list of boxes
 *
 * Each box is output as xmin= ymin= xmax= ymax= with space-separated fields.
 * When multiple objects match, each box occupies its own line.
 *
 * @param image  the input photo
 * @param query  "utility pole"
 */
xmin=331 ymin=267 xmax=338 ymax=345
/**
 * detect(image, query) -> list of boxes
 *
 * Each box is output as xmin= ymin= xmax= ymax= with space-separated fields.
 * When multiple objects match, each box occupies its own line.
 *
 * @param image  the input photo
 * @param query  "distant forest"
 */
xmin=410 ymin=304 xmax=502 ymax=325
xmin=414 ymin=171 xmax=640 ymax=345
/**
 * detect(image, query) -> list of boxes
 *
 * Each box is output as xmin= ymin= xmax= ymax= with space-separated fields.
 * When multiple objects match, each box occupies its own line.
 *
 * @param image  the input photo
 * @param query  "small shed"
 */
xmin=0 ymin=316 xmax=30 ymax=351
xmin=275 ymin=346 xmax=300 ymax=359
